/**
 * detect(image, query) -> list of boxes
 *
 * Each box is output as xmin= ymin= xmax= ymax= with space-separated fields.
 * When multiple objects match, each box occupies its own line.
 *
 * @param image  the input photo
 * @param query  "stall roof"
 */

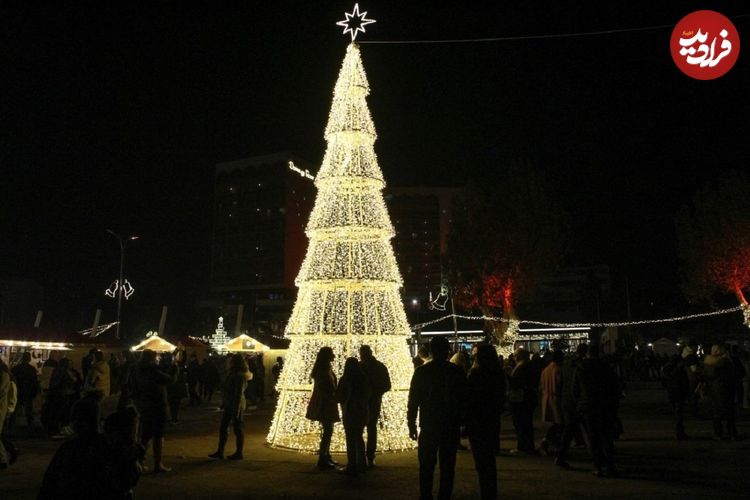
xmin=223 ymin=334 xmax=271 ymax=352
xmin=0 ymin=327 xmax=126 ymax=349
xmin=131 ymin=334 xmax=176 ymax=353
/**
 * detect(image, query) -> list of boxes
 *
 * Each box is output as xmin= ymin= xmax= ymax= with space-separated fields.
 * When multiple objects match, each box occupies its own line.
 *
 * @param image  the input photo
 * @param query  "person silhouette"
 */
xmin=336 ymin=357 xmax=370 ymax=475
xmin=358 ymin=345 xmax=391 ymax=468
xmin=306 ymin=347 xmax=340 ymax=470
xmin=408 ymin=337 xmax=467 ymax=500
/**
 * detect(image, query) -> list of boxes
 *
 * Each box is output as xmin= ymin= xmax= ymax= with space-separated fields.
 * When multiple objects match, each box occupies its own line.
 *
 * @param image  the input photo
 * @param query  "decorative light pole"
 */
xmin=106 ymin=229 xmax=139 ymax=339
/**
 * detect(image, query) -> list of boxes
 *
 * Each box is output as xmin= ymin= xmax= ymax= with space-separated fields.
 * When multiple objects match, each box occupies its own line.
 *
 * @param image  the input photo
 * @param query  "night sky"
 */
xmin=2 ymin=2 xmax=749 ymax=334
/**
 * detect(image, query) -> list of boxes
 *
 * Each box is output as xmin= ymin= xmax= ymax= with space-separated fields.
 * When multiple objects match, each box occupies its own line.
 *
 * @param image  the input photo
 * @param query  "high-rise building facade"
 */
xmin=207 ymin=152 xmax=315 ymax=333
xmin=385 ymin=187 xmax=461 ymax=307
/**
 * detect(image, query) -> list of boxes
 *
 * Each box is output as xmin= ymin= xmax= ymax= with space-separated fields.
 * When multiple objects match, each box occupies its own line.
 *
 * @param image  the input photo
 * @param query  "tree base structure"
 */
xmin=267 ymin=335 xmax=414 ymax=453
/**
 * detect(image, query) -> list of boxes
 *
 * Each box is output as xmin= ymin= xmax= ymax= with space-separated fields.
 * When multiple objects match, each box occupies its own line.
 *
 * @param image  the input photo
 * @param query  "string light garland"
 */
xmin=742 ymin=303 xmax=750 ymax=329
xmin=267 ymin=43 xmax=416 ymax=453
xmin=411 ymin=305 xmax=746 ymax=331
xmin=358 ymin=13 xmax=750 ymax=45
xmin=78 ymin=321 xmax=119 ymax=337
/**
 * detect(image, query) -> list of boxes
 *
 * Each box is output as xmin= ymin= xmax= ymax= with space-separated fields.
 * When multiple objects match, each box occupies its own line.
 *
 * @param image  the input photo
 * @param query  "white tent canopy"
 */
xmin=131 ymin=333 xmax=176 ymax=353
xmin=222 ymin=334 xmax=270 ymax=353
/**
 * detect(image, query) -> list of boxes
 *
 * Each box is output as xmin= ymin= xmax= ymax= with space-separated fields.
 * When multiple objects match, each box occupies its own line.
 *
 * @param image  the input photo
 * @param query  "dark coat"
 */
xmin=573 ymin=357 xmax=619 ymax=418
xmin=360 ymin=357 xmax=391 ymax=400
xmin=662 ymin=355 xmax=690 ymax=403
xmin=560 ymin=355 xmax=584 ymax=417
xmin=336 ymin=371 xmax=370 ymax=428
xmin=704 ymin=355 xmax=739 ymax=419
xmin=37 ymin=436 xmax=107 ymax=499
xmin=135 ymin=363 xmax=177 ymax=422
xmin=166 ymin=365 xmax=188 ymax=402
xmin=38 ymin=435 xmax=143 ymax=500
xmin=407 ymin=360 xmax=467 ymax=433
xmin=186 ymin=359 xmax=201 ymax=384
xmin=12 ymin=362 xmax=40 ymax=400
xmin=509 ymin=361 xmax=538 ymax=408
xmin=306 ymin=367 xmax=340 ymax=423
xmin=466 ymin=366 xmax=506 ymax=436
xmin=223 ymin=371 xmax=250 ymax=419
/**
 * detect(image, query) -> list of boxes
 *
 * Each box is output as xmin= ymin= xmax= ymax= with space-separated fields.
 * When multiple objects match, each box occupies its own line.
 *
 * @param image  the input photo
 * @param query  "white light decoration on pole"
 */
xmin=336 ymin=3 xmax=376 ymax=42
xmin=267 ymin=41 xmax=416 ymax=452
xmin=104 ymin=279 xmax=135 ymax=300
xmin=742 ymin=302 xmax=750 ymax=329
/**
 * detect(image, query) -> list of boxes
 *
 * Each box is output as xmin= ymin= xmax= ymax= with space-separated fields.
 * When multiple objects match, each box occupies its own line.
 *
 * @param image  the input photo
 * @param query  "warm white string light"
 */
xmin=412 ymin=305 xmax=746 ymax=331
xmin=78 ymin=321 xmax=119 ymax=337
xmin=498 ymin=319 xmax=520 ymax=357
xmin=742 ymin=303 xmax=750 ymax=329
xmin=267 ymin=43 xmax=415 ymax=453
xmin=203 ymin=317 xmax=230 ymax=354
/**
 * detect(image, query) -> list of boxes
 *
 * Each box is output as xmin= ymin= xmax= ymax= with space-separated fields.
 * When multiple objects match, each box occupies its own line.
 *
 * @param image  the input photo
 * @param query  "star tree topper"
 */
xmin=336 ymin=3 xmax=376 ymax=41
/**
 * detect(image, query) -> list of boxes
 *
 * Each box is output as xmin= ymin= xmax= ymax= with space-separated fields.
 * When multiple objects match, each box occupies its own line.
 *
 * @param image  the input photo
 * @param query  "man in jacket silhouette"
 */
xmin=408 ymin=337 xmax=466 ymax=500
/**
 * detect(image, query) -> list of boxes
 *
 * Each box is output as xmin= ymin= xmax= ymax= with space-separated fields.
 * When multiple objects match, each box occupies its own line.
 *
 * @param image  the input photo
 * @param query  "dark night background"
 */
xmin=1 ymin=2 xmax=748 ymax=336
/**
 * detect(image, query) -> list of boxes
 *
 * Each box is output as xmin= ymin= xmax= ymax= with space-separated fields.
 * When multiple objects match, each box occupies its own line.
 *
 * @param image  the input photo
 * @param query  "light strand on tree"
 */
xmin=267 ymin=42 xmax=416 ymax=453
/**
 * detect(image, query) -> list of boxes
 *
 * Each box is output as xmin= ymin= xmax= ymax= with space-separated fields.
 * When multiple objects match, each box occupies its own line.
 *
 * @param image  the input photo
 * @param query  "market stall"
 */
xmin=130 ymin=332 xmax=177 ymax=353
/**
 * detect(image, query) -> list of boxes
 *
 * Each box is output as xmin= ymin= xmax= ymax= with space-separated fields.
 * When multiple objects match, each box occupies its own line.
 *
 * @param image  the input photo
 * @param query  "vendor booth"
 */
xmin=0 ymin=326 xmax=126 ymax=371
xmin=222 ymin=333 xmax=270 ymax=353
xmin=0 ymin=327 xmax=127 ymax=413
xmin=130 ymin=332 xmax=177 ymax=352
xmin=222 ymin=333 xmax=288 ymax=397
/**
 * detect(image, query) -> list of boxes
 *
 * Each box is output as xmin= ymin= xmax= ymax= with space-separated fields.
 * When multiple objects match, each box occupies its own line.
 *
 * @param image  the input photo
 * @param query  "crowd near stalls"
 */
xmin=1 ymin=325 xmax=748 ymax=499
xmin=0 ymin=327 xmax=126 ymax=374
xmin=0 ymin=326 xmax=287 ymax=493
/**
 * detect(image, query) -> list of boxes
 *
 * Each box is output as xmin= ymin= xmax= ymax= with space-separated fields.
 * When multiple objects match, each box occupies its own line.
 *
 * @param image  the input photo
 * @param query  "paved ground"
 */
xmin=2 ymin=382 xmax=749 ymax=499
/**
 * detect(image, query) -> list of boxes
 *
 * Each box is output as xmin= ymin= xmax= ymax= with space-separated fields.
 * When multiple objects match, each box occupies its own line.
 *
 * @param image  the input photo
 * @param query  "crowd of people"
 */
xmin=0 ymin=336 xmax=748 ymax=499
xmin=403 ymin=337 xmax=749 ymax=499
xmin=0 ymin=347 xmax=275 ymax=496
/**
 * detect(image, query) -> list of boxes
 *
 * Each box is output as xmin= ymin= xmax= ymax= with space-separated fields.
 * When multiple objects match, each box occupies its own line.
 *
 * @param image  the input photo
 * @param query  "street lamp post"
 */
xmin=107 ymin=229 xmax=138 ymax=339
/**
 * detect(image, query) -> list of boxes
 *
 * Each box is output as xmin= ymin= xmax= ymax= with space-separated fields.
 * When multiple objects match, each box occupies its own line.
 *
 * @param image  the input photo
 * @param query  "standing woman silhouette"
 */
xmin=209 ymin=354 xmax=251 ymax=460
xmin=306 ymin=347 xmax=340 ymax=469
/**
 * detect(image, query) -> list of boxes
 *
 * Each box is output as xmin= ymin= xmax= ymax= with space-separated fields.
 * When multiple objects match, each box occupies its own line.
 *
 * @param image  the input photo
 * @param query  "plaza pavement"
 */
xmin=1 ymin=382 xmax=749 ymax=499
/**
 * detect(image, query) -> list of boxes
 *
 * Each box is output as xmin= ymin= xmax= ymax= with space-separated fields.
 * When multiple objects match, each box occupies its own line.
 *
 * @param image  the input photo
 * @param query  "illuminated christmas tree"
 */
xmin=267 ymin=43 xmax=415 ymax=452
